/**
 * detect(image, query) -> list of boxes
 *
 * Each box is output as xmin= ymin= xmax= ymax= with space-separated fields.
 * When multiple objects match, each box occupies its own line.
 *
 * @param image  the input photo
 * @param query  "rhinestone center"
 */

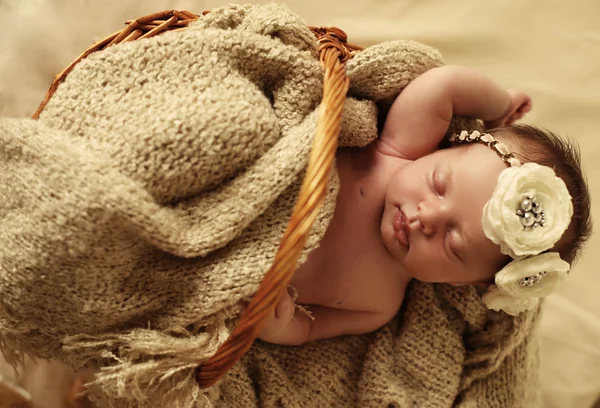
xmin=516 ymin=195 xmax=545 ymax=229
xmin=518 ymin=271 xmax=547 ymax=287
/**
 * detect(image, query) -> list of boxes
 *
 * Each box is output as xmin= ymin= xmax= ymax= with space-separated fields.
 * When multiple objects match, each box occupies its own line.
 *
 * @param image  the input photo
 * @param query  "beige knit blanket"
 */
xmin=0 ymin=4 xmax=540 ymax=407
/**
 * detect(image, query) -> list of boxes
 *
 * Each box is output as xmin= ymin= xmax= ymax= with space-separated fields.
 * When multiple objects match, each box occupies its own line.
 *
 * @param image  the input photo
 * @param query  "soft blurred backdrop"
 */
xmin=1 ymin=1 xmax=598 ymax=407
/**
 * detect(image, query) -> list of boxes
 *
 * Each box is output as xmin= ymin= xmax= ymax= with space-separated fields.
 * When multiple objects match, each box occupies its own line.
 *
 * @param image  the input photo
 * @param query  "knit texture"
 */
xmin=0 ymin=4 xmax=540 ymax=407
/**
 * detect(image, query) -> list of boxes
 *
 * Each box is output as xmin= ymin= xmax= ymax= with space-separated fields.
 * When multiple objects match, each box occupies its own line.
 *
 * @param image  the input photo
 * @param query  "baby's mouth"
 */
xmin=393 ymin=208 xmax=410 ymax=248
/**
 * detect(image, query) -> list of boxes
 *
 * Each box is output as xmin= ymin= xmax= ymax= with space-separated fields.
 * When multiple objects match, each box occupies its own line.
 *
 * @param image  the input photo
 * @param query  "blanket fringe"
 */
xmin=61 ymin=320 xmax=230 ymax=407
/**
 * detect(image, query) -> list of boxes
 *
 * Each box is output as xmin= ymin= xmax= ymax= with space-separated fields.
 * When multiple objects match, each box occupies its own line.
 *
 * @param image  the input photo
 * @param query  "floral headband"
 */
xmin=449 ymin=131 xmax=573 ymax=316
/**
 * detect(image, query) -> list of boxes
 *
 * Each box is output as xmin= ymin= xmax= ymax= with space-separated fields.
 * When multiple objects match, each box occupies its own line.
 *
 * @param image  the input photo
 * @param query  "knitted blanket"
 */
xmin=0 ymin=4 xmax=540 ymax=407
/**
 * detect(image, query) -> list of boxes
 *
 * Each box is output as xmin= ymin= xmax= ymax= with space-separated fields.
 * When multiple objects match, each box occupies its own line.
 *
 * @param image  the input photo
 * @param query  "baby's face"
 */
xmin=380 ymin=143 xmax=511 ymax=285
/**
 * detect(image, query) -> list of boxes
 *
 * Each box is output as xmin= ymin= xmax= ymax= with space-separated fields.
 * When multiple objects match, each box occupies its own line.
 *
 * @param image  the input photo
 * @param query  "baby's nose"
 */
xmin=417 ymin=200 xmax=445 ymax=236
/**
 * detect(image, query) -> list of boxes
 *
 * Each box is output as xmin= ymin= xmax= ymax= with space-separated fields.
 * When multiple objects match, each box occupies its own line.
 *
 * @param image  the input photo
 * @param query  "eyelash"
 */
xmin=446 ymin=230 xmax=460 ymax=260
xmin=430 ymin=169 xmax=444 ymax=196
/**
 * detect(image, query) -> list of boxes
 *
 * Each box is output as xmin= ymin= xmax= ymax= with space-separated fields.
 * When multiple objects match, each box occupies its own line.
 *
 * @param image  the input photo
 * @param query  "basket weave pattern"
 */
xmin=32 ymin=10 xmax=362 ymax=389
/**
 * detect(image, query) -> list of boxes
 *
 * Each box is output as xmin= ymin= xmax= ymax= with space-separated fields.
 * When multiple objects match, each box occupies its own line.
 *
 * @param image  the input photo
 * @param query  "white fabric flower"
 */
xmin=495 ymin=252 xmax=570 ymax=297
xmin=482 ymin=285 xmax=540 ymax=316
xmin=482 ymin=163 xmax=573 ymax=258
xmin=482 ymin=252 xmax=570 ymax=315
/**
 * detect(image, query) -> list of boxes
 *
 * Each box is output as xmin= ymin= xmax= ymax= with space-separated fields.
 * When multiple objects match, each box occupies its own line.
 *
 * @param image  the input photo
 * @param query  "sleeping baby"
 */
xmin=258 ymin=65 xmax=592 ymax=345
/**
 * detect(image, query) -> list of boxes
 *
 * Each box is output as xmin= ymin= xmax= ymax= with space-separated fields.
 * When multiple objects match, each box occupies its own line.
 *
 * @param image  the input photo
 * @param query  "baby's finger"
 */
xmin=518 ymin=98 xmax=532 ymax=114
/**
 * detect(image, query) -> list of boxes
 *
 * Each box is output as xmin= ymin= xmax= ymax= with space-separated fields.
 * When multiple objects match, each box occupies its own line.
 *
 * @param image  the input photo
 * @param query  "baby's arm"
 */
xmin=304 ymin=306 xmax=394 ymax=342
xmin=258 ymin=289 xmax=394 ymax=345
xmin=379 ymin=65 xmax=529 ymax=159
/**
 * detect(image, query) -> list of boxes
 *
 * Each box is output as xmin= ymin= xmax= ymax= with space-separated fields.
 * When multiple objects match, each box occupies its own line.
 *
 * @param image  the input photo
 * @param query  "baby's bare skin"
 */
xmin=258 ymin=66 xmax=532 ymax=345
xmin=284 ymin=144 xmax=412 ymax=343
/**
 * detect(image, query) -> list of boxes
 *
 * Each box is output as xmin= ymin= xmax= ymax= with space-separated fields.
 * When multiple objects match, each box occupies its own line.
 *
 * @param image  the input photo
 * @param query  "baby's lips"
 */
xmin=393 ymin=208 xmax=410 ymax=248
xmin=393 ymin=208 xmax=403 ymax=232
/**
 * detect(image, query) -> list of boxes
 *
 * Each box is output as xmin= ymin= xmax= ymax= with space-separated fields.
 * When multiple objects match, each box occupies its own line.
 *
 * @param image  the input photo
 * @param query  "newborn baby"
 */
xmin=258 ymin=65 xmax=590 ymax=345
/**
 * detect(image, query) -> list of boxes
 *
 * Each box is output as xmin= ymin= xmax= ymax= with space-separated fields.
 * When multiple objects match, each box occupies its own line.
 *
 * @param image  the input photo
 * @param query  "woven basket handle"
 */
xmin=197 ymin=42 xmax=354 ymax=389
xmin=31 ymin=10 xmax=361 ymax=389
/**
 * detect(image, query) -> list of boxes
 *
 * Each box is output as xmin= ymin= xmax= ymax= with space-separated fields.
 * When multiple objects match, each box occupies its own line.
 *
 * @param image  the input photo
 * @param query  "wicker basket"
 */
xmin=32 ymin=10 xmax=363 ymax=389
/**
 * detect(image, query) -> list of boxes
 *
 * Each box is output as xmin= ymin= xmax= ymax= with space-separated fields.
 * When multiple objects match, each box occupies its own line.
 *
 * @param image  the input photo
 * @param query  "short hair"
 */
xmin=491 ymin=124 xmax=592 ymax=264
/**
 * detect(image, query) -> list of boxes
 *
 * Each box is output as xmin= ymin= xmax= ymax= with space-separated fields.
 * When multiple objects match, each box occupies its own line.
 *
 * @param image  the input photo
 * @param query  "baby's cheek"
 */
xmin=405 ymin=252 xmax=448 ymax=282
xmin=466 ymin=258 xmax=504 ymax=285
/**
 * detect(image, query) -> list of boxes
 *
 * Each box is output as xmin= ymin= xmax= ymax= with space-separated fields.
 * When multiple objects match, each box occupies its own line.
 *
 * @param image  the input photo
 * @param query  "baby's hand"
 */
xmin=485 ymin=89 xmax=532 ymax=129
xmin=257 ymin=287 xmax=297 ymax=343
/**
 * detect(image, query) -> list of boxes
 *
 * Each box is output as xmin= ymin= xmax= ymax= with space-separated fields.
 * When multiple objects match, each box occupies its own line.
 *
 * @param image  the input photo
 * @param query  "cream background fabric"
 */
xmin=0 ymin=1 xmax=598 ymax=407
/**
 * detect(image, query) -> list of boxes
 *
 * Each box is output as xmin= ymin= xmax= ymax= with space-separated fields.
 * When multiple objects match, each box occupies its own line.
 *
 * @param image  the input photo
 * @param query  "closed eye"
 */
xmin=434 ymin=170 xmax=446 ymax=196
xmin=429 ymin=167 xmax=445 ymax=197
xmin=446 ymin=230 xmax=461 ymax=261
xmin=429 ymin=168 xmax=441 ymax=196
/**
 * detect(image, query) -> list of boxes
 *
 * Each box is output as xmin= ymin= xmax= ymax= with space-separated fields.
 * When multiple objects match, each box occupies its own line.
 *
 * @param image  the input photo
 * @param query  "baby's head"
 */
xmin=380 ymin=124 xmax=592 ymax=315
